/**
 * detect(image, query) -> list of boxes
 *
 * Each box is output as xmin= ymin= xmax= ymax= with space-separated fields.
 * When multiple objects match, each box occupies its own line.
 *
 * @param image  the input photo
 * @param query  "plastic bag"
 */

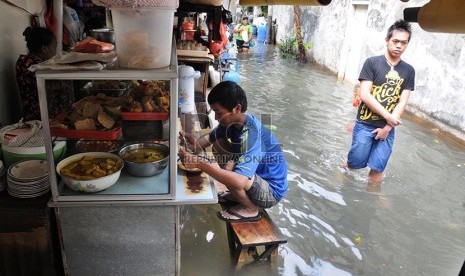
xmin=63 ymin=4 xmax=84 ymax=47
xmin=0 ymin=120 xmax=44 ymax=147
xmin=222 ymin=8 xmax=233 ymax=25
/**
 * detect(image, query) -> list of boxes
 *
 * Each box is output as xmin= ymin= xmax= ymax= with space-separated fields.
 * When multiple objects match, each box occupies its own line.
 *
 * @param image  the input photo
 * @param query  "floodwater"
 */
xmin=180 ymin=43 xmax=465 ymax=276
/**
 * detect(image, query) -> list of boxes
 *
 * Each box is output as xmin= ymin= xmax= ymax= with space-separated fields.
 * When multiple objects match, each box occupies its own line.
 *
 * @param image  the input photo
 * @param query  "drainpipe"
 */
xmin=404 ymin=0 xmax=465 ymax=33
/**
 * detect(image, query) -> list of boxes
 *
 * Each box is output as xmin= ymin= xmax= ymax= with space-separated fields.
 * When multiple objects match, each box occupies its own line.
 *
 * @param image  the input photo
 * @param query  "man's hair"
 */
xmin=242 ymin=17 xmax=248 ymax=21
xmin=386 ymin=20 xmax=412 ymax=41
xmin=208 ymin=81 xmax=248 ymax=112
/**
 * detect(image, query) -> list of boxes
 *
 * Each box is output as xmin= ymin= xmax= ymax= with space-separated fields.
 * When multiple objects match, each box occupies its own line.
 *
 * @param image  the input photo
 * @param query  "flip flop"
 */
xmin=216 ymin=208 xmax=261 ymax=223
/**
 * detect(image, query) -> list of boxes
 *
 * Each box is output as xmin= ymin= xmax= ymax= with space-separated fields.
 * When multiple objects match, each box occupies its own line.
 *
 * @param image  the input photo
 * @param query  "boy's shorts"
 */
xmin=236 ymin=39 xmax=249 ymax=49
xmin=347 ymin=120 xmax=395 ymax=172
xmin=246 ymin=175 xmax=278 ymax=209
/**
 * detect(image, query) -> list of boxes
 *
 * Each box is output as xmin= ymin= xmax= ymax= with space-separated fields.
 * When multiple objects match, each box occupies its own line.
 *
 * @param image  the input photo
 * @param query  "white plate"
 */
xmin=8 ymin=159 xmax=49 ymax=180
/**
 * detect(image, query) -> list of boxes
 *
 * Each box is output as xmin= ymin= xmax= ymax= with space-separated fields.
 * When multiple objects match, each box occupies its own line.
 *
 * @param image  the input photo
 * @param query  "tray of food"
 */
xmin=49 ymin=94 xmax=123 ymax=140
xmin=119 ymin=112 xmax=169 ymax=121
xmin=50 ymin=124 xmax=122 ymax=140
xmin=119 ymin=80 xmax=170 ymax=121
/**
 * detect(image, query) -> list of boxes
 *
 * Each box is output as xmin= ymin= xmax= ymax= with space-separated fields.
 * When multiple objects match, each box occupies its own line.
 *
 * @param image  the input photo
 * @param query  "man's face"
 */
xmin=210 ymin=102 xmax=240 ymax=127
xmin=211 ymin=103 xmax=232 ymax=127
xmin=242 ymin=18 xmax=248 ymax=25
xmin=385 ymin=30 xmax=410 ymax=58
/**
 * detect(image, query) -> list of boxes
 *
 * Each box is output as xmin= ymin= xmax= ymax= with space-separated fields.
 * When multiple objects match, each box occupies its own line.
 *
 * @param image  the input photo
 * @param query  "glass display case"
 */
xmin=36 ymin=47 xmax=216 ymax=206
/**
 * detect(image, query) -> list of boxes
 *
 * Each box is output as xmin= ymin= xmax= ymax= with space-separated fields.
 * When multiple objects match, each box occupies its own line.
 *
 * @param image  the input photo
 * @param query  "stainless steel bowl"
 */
xmin=90 ymin=28 xmax=115 ymax=44
xmin=119 ymin=143 xmax=169 ymax=177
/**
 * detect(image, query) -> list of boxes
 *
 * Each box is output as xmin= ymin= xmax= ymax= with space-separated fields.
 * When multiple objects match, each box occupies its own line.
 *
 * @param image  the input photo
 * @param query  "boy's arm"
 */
xmin=392 ymin=89 xmax=411 ymax=119
xmin=359 ymin=80 xmax=402 ymax=127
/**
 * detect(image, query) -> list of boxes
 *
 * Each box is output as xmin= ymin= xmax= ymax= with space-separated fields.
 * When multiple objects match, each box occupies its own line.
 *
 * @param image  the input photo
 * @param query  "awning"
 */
xmin=239 ymin=0 xmax=331 ymax=6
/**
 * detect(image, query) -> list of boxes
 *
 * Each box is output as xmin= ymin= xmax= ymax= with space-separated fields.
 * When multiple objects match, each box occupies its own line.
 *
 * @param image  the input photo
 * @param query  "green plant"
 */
xmin=278 ymin=30 xmax=312 ymax=59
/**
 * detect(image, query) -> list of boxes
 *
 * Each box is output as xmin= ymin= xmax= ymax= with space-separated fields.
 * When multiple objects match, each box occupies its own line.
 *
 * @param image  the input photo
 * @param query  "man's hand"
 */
xmin=179 ymin=131 xmax=202 ymax=153
xmin=178 ymin=147 xmax=208 ymax=170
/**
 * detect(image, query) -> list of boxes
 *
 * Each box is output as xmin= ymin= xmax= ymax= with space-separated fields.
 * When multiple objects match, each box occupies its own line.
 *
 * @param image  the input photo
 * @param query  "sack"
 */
xmin=0 ymin=120 xmax=44 ymax=147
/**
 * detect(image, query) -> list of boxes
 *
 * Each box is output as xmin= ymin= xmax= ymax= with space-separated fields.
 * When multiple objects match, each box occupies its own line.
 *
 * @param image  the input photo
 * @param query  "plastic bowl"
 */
xmin=56 ymin=152 xmax=123 ymax=193
xmin=2 ymin=141 xmax=67 ymax=168
xmin=119 ymin=143 xmax=169 ymax=177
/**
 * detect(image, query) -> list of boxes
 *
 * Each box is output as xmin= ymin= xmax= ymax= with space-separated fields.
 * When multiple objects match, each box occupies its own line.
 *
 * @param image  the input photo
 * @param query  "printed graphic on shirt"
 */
xmin=359 ymin=69 xmax=404 ymax=123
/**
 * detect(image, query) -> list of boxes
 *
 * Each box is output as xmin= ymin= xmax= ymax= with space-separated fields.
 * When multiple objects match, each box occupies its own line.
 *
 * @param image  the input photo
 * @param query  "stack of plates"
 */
xmin=0 ymin=160 xmax=5 ymax=192
xmin=7 ymin=159 xmax=50 ymax=198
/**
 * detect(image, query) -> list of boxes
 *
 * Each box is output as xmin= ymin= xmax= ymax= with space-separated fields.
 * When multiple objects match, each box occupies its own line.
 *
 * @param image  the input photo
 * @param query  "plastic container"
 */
xmin=178 ymin=65 xmax=201 ymax=113
xmin=111 ymin=7 xmax=175 ymax=69
xmin=222 ymin=57 xmax=240 ymax=85
xmin=252 ymin=25 xmax=258 ymax=36
xmin=2 ymin=141 xmax=67 ymax=168
xmin=258 ymin=24 xmax=267 ymax=42
xmin=182 ymin=30 xmax=196 ymax=41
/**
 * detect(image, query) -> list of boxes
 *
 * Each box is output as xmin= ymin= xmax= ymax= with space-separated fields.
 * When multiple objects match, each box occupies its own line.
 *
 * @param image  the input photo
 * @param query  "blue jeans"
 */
xmin=347 ymin=121 xmax=395 ymax=172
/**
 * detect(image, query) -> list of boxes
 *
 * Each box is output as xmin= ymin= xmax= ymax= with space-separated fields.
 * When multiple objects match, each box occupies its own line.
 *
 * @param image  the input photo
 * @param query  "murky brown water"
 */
xmin=180 ymin=43 xmax=465 ymax=276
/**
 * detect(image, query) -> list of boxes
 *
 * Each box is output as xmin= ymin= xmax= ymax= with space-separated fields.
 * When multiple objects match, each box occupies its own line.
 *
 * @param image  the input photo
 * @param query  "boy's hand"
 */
xmin=385 ymin=113 xmax=402 ymax=127
xmin=179 ymin=131 xmax=201 ymax=153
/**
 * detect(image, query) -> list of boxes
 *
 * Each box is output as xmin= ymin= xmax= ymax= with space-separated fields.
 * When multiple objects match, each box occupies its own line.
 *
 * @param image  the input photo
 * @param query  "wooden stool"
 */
xmin=222 ymin=207 xmax=287 ymax=270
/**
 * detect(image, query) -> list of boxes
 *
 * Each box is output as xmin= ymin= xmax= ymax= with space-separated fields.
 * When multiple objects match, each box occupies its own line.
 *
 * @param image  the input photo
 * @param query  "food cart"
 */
xmin=35 ymin=1 xmax=220 ymax=274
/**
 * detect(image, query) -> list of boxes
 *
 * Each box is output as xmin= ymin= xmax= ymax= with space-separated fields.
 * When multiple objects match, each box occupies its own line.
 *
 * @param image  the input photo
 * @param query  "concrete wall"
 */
xmin=0 ymin=0 xmax=45 ymax=127
xmin=273 ymin=0 xmax=465 ymax=137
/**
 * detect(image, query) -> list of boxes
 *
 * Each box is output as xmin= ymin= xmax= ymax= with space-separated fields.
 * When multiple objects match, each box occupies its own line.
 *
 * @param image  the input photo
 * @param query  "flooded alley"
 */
xmin=180 ymin=43 xmax=465 ymax=276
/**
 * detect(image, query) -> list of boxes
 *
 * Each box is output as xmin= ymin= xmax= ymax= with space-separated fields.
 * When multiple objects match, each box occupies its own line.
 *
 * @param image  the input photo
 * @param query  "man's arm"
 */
xmin=359 ymin=80 xmax=402 ymax=127
xmin=199 ymin=161 xmax=250 ymax=190
xmin=180 ymin=131 xmax=212 ymax=153
xmin=179 ymin=148 xmax=250 ymax=190
xmin=233 ymin=24 xmax=242 ymax=33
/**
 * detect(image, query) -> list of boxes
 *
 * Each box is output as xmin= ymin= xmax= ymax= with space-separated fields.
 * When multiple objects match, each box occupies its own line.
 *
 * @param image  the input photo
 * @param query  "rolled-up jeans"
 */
xmin=347 ymin=120 xmax=395 ymax=172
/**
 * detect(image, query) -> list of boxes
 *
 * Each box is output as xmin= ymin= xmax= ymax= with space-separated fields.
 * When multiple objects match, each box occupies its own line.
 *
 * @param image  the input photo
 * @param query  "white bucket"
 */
xmin=111 ymin=7 xmax=175 ymax=69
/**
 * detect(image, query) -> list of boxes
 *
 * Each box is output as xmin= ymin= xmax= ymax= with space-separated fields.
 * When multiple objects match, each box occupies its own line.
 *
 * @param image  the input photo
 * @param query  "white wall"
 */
xmin=273 ymin=0 xmax=465 ymax=136
xmin=0 ymin=0 xmax=45 ymax=127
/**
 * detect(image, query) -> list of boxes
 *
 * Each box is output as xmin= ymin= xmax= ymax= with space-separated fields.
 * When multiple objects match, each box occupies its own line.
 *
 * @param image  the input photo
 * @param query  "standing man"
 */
xmin=233 ymin=17 xmax=253 ymax=54
xmin=179 ymin=81 xmax=288 ymax=222
xmin=344 ymin=20 xmax=415 ymax=187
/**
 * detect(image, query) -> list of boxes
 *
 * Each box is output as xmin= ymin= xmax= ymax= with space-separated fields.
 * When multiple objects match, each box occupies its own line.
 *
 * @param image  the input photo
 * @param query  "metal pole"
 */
xmin=53 ymin=0 xmax=63 ymax=58
xmin=266 ymin=5 xmax=273 ymax=44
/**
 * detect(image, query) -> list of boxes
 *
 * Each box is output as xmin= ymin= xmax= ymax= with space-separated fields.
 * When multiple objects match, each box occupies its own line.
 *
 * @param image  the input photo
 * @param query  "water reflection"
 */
xmin=180 ymin=43 xmax=465 ymax=276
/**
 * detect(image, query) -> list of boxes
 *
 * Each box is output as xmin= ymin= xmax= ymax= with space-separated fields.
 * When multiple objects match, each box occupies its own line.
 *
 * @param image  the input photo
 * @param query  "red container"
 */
xmin=182 ymin=30 xmax=197 ymax=41
xmin=120 ymin=112 xmax=169 ymax=121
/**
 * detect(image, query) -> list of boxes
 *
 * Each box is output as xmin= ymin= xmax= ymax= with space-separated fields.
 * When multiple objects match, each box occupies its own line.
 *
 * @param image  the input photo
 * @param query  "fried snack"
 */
xmin=74 ymin=118 xmax=97 ymax=130
xmin=82 ymin=102 xmax=102 ymax=119
xmin=97 ymin=109 xmax=115 ymax=129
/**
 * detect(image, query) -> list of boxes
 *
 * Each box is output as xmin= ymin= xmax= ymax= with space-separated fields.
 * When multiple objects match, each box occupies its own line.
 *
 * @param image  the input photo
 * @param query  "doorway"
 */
xmin=338 ymin=4 xmax=369 ymax=84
